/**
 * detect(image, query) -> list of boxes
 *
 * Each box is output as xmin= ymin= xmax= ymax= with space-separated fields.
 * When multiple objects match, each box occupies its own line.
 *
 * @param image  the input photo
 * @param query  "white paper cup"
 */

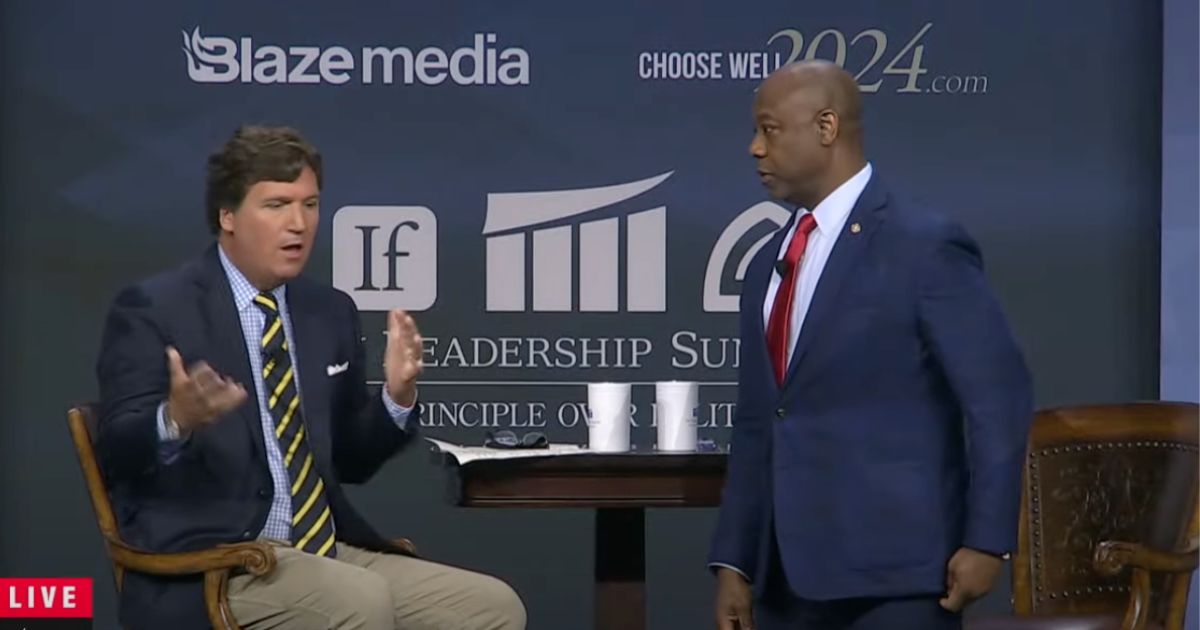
xmin=586 ymin=382 xmax=631 ymax=453
xmin=655 ymin=380 xmax=699 ymax=452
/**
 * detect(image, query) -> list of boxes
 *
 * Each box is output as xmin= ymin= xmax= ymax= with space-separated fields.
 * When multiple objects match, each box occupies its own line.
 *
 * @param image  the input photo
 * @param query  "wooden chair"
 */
xmin=969 ymin=401 xmax=1199 ymax=630
xmin=68 ymin=404 xmax=417 ymax=629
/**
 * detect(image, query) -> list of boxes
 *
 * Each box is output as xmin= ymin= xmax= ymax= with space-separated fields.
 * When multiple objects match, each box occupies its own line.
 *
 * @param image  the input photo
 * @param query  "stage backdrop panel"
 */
xmin=1162 ymin=0 xmax=1198 ymax=624
xmin=0 ymin=1 xmax=1163 ymax=627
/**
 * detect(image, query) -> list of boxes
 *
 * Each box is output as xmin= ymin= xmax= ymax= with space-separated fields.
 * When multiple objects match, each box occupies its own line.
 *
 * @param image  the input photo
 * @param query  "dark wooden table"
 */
xmin=440 ymin=451 xmax=727 ymax=630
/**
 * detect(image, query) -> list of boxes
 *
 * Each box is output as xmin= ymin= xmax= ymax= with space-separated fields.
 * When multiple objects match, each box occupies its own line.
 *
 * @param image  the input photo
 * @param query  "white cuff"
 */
xmin=381 ymin=386 xmax=416 ymax=430
xmin=708 ymin=562 xmax=750 ymax=582
xmin=156 ymin=402 xmax=182 ymax=441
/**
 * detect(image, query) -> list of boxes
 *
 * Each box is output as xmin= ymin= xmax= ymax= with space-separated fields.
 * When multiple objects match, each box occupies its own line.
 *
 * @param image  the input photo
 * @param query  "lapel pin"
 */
xmin=850 ymin=223 xmax=862 ymax=234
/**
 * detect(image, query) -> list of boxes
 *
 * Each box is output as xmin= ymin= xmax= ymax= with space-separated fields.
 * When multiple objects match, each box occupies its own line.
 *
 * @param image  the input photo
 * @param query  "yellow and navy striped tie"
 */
xmin=253 ymin=292 xmax=337 ymax=558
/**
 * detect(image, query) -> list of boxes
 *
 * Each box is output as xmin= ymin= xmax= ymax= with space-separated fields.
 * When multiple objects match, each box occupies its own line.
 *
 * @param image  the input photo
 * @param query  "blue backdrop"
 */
xmin=0 ymin=2 xmax=1170 ymax=627
xmin=1161 ymin=0 xmax=1198 ymax=623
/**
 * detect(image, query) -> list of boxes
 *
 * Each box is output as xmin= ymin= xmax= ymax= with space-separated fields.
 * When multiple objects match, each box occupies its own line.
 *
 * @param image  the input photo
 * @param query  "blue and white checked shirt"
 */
xmin=156 ymin=245 xmax=411 ymax=542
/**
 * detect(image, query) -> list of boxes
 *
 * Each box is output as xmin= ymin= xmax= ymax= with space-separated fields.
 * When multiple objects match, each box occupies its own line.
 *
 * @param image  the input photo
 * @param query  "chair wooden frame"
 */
xmin=1010 ymin=402 xmax=1199 ymax=630
xmin=68 ymin=404 xmax=417 ymax=629
xmin=1092 ymin=503 xmax=1199 ymax=630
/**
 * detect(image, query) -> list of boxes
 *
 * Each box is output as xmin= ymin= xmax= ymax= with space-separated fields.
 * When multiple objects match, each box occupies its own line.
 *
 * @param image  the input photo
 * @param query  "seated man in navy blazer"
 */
xmin=96 ymin=125 xmax=526 ymax=630
xmin=709 ymin=61 xmax=1034 ymax=629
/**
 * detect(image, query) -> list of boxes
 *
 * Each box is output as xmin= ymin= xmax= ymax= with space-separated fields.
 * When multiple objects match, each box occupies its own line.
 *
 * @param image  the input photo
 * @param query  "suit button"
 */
xmin=257 ymin=488 xmax=268 ymax=498
xmin=775 ymin=408 xmax=786 ymax=419
xmin=242 ymin=530 xmax=252 ymax=539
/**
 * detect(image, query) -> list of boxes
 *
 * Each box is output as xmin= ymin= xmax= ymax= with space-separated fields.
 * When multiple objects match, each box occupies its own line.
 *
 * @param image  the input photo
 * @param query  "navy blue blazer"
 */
xmin=708 ymin=173 xmax=1033 ymax=601
xmin=95 ymin=245 xmax=419 ymax=629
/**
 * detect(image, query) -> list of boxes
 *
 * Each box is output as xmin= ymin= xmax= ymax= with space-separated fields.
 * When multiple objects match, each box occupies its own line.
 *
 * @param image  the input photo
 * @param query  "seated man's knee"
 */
xmin=473 ymin=575 xmax=526 ymax=630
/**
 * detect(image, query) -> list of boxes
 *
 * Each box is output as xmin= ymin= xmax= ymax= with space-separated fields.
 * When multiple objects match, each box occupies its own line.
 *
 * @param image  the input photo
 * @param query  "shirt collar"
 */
xmin=217 ymin=244 xmax=287 ymax=312
xmin=802 ymin=162 xmax=873 ymax=235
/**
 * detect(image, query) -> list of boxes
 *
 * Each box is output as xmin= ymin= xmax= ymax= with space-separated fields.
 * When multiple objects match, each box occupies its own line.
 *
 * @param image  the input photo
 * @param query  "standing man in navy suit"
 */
xmin=708 ymin=61 xmax=1034 ymax=629
xmin=96 ymin=125 xmax=526 ymax=629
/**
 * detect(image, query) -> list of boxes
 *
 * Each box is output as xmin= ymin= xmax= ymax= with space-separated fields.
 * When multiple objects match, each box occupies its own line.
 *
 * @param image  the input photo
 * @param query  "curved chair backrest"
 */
xmin=1011 ymin=401 xmax=1198 ymax=625
xmin=67 ymin=404 xmax=126 ymax=591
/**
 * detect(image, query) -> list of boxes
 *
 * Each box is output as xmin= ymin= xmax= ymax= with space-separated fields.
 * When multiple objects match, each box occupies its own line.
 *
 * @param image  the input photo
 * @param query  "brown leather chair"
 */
xmin=969 ymin=402 xmax=1199 ymax=630
xmin=68 ymin=404 xmax=417 ymax=629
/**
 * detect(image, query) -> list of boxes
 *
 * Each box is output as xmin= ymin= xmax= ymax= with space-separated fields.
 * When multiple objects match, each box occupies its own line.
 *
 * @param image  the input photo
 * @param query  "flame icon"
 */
xmin=181 ymin=26 xmax=237 ymax=83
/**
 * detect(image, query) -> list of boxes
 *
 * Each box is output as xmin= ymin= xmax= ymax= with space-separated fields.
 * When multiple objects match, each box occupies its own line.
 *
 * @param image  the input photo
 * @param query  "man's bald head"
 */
xmin=756 ymin=60 xmax=863 ymax=146
xmin=748 ymin=60 xmax=867 ymax=208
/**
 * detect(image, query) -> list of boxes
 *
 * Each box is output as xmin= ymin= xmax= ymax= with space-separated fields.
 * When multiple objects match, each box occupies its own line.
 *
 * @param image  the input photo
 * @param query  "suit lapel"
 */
xmin=782 ymin=175 xmax=889 ymax=387
xmin=284 ymin=281 xmax=333 ymax=464
xmin=196 ymin=247 xmax=265 ymax=458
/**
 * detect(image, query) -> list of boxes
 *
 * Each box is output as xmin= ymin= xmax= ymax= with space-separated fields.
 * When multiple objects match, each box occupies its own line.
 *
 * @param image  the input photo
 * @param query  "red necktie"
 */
xmin=765 ymin=213 xmax=818 ymax=386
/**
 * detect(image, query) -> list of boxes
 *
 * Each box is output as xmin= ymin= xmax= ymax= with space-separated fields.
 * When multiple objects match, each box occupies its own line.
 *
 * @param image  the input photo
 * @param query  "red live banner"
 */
xmin=0 ymin=579 xmax=92 ymax=618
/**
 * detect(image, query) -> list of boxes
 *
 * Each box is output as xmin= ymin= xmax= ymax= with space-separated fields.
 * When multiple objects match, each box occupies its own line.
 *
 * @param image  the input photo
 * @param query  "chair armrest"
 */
xmin=1093 ymin=540 xmax=1199 ymax=576
xmin=106 ymin=539 xmax=276 ymax=577
xmin=390 ymin=538 xmax=418 ymax=556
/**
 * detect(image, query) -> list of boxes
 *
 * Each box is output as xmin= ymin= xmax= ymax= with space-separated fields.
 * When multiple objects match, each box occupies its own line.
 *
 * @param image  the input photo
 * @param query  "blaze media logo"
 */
xmin=332 ymin=206 xmax=437 ymax=311
xmin=0 ymin=578 xmax=93 ymax=629
xmin=481 ymin=172 xmax=672 ymax=313
xmin=180 ymin=26 xmax=531 ymax=86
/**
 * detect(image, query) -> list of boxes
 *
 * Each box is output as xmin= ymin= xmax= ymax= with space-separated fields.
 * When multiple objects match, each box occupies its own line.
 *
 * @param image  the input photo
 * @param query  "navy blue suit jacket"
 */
xmin=95 ymin=245 xmax=419 ymax=629
xmin=708 ymin=173 xmax=1033 ymax=601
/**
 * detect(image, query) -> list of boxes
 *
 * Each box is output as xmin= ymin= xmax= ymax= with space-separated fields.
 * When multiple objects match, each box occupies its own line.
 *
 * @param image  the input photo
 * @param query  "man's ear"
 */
xmin=816 ymin=109 xmax=839 ymax=146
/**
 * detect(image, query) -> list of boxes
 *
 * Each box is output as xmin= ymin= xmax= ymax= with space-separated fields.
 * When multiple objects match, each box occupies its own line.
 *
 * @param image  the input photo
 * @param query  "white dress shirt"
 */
xmin=762 ymin=163 xmax=873 ymax=365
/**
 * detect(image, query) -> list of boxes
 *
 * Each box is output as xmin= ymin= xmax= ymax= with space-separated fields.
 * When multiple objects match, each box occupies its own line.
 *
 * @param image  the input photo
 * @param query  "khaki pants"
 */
xmin=227 ymin=542 xmax=526 ymax=630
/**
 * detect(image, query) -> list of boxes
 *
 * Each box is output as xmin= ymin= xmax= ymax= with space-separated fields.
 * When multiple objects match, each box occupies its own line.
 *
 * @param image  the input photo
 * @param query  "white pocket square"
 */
xmin=326 ymin=362 xmax=349 ymax=376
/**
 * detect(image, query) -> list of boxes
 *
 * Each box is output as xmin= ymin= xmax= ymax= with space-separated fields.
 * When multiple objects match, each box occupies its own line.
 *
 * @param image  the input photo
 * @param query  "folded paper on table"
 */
xmin=426 ymin=438 xmax=590 ymax=465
